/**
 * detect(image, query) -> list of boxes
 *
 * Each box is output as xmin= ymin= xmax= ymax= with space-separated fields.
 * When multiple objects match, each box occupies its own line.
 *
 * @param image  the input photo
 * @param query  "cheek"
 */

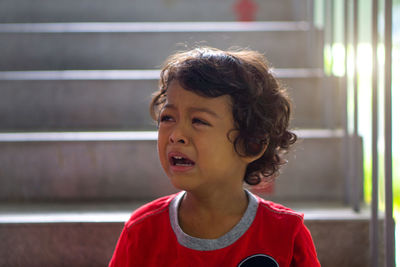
xmin=157 ymin=128 xmax=168 ymax=146
xmin=157 ymin=133 xmax=168 ymax=161
xmin=157 ymin=143 xmax=170 ymax=175
xmin=199 ymin=136 xmax=237 ymax=161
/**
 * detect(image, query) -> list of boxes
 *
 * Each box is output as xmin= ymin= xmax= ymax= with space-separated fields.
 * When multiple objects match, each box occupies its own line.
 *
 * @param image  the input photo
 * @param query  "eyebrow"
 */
xmin=163 ymin=103 xmax=220 ymax=118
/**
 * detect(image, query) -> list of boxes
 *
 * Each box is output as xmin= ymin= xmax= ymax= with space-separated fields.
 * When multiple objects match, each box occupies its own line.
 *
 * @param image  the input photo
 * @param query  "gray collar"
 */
xmin=169 ymin=190 xmax=259 ymax=251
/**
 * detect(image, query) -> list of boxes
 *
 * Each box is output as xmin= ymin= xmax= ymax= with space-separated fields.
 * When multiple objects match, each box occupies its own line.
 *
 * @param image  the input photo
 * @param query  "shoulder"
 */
xmin=251 ymin=194 xmax=321 ymax=265
xmin=253 ymin=194 xmax=304 ymax=223
xmin=251 ymin=194 xmax=309 ymax=244
xmin=125 ymin=193 xmax=178 ymax=230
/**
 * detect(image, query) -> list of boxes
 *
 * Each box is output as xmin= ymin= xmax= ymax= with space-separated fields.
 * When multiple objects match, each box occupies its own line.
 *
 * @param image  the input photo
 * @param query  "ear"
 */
xmin=241 ymin=141 xmax=268 ymax=164
xmin=228 ymin=130 xmax=268 ymax=164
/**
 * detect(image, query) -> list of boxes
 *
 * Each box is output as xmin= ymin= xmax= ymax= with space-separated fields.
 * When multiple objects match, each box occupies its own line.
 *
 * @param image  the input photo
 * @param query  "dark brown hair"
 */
xmin=150 ymin=47 xmax=297 ymax=185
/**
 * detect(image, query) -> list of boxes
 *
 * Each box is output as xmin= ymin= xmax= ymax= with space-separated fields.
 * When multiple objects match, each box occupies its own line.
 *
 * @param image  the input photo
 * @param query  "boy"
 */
xmin=109 ymin=47 xmax=320 ymax=266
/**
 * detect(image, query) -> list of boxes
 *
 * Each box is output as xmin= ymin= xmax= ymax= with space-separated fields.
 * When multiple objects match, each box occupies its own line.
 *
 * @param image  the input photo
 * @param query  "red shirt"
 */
xmin=109 ymin=191 xmax=320 ymax=267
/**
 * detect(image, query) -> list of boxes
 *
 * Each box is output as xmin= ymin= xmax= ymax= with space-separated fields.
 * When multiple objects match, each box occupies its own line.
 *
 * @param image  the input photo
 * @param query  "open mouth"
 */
xmin=169 ymin=155 xmax=195 ymax=167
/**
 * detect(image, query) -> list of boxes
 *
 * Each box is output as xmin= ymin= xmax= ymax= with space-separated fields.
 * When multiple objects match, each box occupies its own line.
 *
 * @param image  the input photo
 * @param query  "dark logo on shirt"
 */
xmin=238 ymin=254 xmax=279 ymax=267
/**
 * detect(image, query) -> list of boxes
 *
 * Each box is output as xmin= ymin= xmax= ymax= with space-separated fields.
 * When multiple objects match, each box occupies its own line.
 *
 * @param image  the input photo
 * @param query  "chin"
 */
xmin=168 ymin=175 xmax=197 ymax=192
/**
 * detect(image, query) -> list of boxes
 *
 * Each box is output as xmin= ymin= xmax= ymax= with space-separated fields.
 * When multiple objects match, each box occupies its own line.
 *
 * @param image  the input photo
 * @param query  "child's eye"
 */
xmin=192 ymin=118 xmax=210 ymax=126
xmin=159 ymin=115 xmax=174 ymax=123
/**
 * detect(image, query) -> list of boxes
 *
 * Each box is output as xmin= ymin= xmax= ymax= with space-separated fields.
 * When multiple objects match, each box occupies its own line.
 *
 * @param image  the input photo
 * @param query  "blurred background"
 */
xmin=0 ymin=0 xmax=398 ymax=266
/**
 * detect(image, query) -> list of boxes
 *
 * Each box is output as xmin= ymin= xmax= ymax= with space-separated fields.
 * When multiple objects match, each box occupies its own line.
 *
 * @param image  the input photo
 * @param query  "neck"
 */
xmin=177 ymin=187 xmax=249 ymax=239
xmin=183 ymin=188 xmax=247 ymax=215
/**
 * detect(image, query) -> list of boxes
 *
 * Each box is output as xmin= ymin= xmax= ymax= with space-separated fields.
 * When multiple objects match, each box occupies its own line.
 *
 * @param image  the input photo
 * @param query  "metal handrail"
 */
xmin=384 ymin=0 xmax=395 ymax=265
xmin=352 ymin=0 xmax=361 ymax=213
xmin=318 ymin=0 xmax=395 ymax=265
xmin=371 ymin=1 xmax=379 ymax=266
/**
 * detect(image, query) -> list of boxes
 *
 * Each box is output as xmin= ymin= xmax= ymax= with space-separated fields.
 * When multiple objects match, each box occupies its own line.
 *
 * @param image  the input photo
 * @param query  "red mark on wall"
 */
xmin=234 ymin=0 xmax=258 ymax=22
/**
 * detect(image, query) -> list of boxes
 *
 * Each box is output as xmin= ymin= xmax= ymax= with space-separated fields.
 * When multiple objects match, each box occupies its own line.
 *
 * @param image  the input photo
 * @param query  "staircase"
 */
xmin=0 ymin=0 xmax=375 ymax=266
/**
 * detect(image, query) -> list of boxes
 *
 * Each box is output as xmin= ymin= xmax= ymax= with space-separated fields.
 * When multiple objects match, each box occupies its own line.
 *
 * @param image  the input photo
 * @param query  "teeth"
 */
xmin=170 ymin=155 xmax=194 ymax=167
xmin=175 ymin=163 xmax=192 ymax=166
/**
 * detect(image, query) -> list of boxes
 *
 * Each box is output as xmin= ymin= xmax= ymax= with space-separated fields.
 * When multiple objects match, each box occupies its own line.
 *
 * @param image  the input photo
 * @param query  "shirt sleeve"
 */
xmin=290 ymin=223 xmax=321 ymax=267
xmin=108 ymin=225 xmax=130 ymax=267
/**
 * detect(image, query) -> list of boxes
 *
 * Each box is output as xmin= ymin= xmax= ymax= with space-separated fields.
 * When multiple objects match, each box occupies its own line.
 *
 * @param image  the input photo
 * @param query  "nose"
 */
xmin=169 ymin=125 xmax=189 ymax=145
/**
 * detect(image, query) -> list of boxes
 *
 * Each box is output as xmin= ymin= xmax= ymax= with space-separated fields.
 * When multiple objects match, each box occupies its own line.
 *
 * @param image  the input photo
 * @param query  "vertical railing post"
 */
xmin=371 ymin=0 xmax=379 ymax=266
xmin=307 ymin=0 xmax=315 ymax=29
xmin=384 ymin=0 xmax=395 ymax=265
xmin=323 ymin=0 xmax=335 ymax=129
xmin=344 ymin=0 xmax=351 ymax=206
xmin=307 ymin=0 xmax=316 ymax=69
xmin=324 ymin=0 xmax=332 ymax=75
xmin=341 ymin=0 xmax=351 ymax=207
xmin=352 ymin=0 xmax=360 ymax=212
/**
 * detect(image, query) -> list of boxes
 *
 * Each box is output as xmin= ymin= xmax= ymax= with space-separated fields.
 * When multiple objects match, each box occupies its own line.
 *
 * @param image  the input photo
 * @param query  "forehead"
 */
xmin=165 ymin=81 xmax=232 ymax=114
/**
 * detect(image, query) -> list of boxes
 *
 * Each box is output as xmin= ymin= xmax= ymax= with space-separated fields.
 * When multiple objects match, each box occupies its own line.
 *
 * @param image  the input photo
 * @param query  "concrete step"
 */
xmin=0 ymin=202 xmax=381 ymax=267
xmin=0 ymin=22 xmax=323 ymax=70
xmin=0 ymin=130 xmax=355 ymax=202
xmin=0 ymin=0 xmax=308 ymax=23
xmin=0 ymin=69 xmax=341 ymax=131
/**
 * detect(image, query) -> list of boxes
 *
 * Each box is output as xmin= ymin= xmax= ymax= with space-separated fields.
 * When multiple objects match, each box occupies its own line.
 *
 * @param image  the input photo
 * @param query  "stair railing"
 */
xmin=316 ymin=0 xmax=395 ymax=266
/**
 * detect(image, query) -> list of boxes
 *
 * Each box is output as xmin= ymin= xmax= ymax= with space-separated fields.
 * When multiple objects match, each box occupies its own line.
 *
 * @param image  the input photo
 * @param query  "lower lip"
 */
xmin=170 ymin=164 xmax=195 ymax=172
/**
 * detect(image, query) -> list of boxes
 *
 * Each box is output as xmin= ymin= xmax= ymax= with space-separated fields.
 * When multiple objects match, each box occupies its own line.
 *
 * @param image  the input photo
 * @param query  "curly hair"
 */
xmin=150 ymin=47 xmax=297 ymax=185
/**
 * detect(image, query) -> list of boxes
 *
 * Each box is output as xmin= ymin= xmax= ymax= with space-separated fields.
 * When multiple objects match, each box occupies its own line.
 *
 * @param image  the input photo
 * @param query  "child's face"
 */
xmin=157 ymin=80 xmax=249 ymax=194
